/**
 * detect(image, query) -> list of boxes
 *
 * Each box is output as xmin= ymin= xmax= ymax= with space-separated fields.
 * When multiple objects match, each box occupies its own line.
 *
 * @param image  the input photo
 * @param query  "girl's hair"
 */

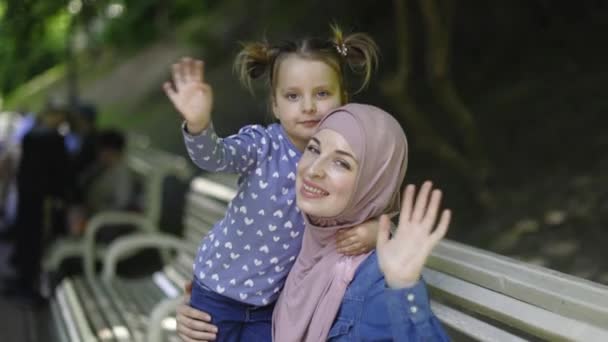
xmin=233 ymin=25 xmax=379 ymax=103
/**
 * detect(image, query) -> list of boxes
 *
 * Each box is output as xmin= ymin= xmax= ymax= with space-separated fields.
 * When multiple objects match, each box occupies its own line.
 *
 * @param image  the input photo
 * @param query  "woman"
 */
xmin=178 ymin=103 xmax=451 ymax=341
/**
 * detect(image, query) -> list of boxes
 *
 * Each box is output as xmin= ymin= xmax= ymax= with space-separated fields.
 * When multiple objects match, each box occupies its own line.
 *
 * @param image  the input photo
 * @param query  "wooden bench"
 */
xmin=52 ymin=171 xmax=608 ymax=341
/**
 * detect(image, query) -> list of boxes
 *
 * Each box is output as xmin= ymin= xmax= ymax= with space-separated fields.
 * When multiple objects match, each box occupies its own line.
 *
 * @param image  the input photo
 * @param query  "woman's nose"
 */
xmin=307 ymin=159 xmax=326 ymax=178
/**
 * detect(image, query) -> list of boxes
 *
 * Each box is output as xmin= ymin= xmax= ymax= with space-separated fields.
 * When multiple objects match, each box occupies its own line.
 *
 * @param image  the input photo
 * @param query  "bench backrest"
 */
xmin=162 ymin=174 xmax=238 ymax=284
xmin=425 ymin=239 xmax=608 ymax=341
xmin=126 ymin=145 xmax=192 ymax=226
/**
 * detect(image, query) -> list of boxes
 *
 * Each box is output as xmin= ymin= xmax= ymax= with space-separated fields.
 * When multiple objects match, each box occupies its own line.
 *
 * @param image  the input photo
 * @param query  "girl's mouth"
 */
xmin=300 ymin=120 xmax=320 ymax=128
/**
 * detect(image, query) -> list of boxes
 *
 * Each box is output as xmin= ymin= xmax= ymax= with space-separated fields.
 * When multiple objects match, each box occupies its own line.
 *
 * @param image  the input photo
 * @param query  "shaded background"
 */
xmin=1 ymin=0 xmax=607 ymax=284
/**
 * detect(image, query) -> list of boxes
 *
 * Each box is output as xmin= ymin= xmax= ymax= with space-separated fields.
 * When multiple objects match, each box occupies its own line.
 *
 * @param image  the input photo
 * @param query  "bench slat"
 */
xmin=55 ymin=283 xmax=83 ymax=342
xmin=62 ymin=279 xmax=98 ymax=341
xmin=430 ymin=301 xmax=527 ymax=342
xmin=428 ymin=239 xmax=608 ymax=329
xmin=72 ymin=277 xmax=116 ymax=341
xmin=423 ymin=268 xmax=608 ymax=341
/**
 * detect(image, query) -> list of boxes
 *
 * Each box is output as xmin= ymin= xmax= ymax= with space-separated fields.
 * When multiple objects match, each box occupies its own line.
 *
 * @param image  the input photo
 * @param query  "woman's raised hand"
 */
xmin=164 ymin=57 xmax=214 ymax=135
xmin=376 ymin=181 xmax=451 ymax=289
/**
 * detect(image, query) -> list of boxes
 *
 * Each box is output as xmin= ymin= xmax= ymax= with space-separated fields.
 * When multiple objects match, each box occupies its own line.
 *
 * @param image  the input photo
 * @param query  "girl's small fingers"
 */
xmin=340 ymin=242 xmax=362 ymax=254
xmin=336 ymin=232 xmax=355 ymax=246
xmin=186 ymin=58 xmax=196 ymax=82
xmin=194 ymin=60 xmax=204 ymax=83
xmin=163 ymin=82 xmax=177 ymax=99
xmin=180 ymin=57 xmax=191 ymax=73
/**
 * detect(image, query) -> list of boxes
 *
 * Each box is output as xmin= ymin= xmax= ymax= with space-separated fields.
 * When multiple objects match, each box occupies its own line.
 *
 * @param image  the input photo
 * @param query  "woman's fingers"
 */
xmin=411 ymin=181 xmax=432 ymax=222
xmin=430 ymin=209 xmax=451 ymax=244
xmin=399 ymin=184 xmax=415 ymax=224
xmin=422 ymin=189 xmax=442 ymax=230
xmin=376 ymin=215 xmax=392 ymax=250
xmin=177 ymin=304 xmax=212 ymax=322
xmin=177 ymin=323 xmax=216 ymax=341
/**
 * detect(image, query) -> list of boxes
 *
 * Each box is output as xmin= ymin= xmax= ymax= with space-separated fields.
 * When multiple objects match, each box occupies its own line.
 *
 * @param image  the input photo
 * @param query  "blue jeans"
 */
xmin=190 ymin=279 xmax=274 ymax=342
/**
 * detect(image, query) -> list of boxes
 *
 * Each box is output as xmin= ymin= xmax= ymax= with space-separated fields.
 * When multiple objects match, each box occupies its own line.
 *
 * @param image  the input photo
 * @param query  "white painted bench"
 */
xmin=50 ymin=174 xmax=235 ymax=341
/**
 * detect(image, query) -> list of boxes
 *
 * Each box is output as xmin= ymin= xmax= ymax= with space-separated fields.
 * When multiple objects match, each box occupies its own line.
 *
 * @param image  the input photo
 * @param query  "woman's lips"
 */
xmin=300 ymin=179 xmax=329 ymax=199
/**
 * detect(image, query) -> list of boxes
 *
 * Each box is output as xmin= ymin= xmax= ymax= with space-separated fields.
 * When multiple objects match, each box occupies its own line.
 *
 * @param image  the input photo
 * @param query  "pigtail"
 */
xmin=330 ymin=24 xmax=379 ymax=93
xmin=233 ymin=40 xmax=276 ymax=93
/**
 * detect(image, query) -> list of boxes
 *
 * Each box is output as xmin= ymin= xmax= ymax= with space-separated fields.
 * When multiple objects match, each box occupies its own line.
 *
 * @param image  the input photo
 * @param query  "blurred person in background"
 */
xmin=68 ymin=128 xmax=134 ymax=236
xmin=3 ymin=100 xmax=73 ymax=304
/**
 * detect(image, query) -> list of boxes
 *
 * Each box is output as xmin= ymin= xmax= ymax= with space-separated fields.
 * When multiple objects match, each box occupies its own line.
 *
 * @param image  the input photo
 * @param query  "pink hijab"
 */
xmin=272 ymin=103 xmax=408 ymax=342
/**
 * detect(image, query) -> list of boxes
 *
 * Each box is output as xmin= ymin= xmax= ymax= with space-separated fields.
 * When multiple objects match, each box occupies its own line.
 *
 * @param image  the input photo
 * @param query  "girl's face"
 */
xmin=296 ymin=129 xmax=358 ymax=218
xmin=272 ymin=55 xmax=344 ymax=151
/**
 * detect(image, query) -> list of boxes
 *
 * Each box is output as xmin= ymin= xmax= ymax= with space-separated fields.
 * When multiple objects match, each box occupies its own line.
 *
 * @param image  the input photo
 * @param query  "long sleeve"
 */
xmin=329 ymin=253 xmax=450 ymax=341
xmin=384 ymin=280 xmax=450 ymax=341
xmin=183 ymin=123 xmax=271 ymax=175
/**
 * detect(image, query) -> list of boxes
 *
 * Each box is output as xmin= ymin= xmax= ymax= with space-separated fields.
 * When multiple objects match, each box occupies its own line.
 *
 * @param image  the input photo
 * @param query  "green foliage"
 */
xmin=0 ymin=0 xmax=216 ymax=100
xmin=0 ymin=0 xmax=70 ymax=96
xmin=98 ymin=0 xmax=213 ymax=50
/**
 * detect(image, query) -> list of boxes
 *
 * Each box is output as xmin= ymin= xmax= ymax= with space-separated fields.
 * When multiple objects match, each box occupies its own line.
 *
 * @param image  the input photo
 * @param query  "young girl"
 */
xmin=163 ymin=27 xmax=379 ymax=340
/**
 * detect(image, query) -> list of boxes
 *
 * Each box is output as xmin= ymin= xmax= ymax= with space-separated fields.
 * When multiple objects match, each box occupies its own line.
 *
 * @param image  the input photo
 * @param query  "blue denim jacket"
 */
xmin=328 ymin=252 xmax=451 ymax=341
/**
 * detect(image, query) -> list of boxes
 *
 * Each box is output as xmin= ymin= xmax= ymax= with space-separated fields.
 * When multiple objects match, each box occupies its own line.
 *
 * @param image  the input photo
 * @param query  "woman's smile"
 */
xmin=300 ymin=179 xmax=330 ymax=198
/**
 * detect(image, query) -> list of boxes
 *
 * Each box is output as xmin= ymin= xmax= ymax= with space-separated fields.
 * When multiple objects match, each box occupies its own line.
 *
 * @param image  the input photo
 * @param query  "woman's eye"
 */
xmin=306 ymin=145 xmax=320 ymax=154
xmin=317 ymin=91 xmax=330 ymax=98
xmin=336 ymin=159 xmax=351 ymax=170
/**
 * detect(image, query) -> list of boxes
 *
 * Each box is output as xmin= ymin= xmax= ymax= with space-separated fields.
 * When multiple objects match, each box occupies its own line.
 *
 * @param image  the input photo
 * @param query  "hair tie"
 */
xmin=335 ymin=43 xmax=348 ymax=57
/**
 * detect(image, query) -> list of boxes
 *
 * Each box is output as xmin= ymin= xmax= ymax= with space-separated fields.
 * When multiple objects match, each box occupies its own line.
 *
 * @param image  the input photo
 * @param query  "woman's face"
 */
xmin=296 ymin=129 xmax=358 ymax=218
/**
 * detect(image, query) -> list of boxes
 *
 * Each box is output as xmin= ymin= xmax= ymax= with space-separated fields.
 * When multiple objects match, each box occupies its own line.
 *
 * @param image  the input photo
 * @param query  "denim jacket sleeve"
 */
xmin=384 ymin=280 xmax=451 ymax=341
xmin=328 ymin=253 xmax=450 ymax=342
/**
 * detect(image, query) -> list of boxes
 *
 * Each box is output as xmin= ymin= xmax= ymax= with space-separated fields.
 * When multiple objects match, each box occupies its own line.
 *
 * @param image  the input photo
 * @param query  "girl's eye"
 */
xmin=317 ymin=90 xmax=330 ymax=98
xmin=286 ymin=93 xmax=299 ymax=101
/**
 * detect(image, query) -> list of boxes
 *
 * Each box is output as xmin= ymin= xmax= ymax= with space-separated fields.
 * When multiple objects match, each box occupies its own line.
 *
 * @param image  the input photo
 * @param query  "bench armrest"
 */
xmin=146 ymin=297 xmax=184 ymax=342
xmin=83 ymin=211 xmax=156 ymax=284
xmin=101 ymin=233 xmax=192 ymax=283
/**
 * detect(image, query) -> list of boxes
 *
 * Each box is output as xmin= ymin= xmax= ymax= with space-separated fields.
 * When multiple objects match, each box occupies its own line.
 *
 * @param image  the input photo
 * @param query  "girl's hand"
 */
xmin=164 ymin=57 xmax=214 ymax=135
xmin=336 ymin=218 xmax=379 ymax=256
xmin=377 ymin=181 xmax=451 ymax=289
xmin=176 ymin=282 xmax=218 ymax=341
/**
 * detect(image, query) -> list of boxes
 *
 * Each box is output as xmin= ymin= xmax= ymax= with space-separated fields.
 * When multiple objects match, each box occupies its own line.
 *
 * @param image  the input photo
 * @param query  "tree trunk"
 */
xmin=418 ymin=0 xmax=489 ymax=180
xmin=382 ymin=0 xmax=479 ymax=184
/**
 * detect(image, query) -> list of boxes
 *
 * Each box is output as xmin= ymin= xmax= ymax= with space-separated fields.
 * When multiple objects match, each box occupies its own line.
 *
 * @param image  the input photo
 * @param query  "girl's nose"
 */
xmin=302 ymin=98 xmax=317 ymax=114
